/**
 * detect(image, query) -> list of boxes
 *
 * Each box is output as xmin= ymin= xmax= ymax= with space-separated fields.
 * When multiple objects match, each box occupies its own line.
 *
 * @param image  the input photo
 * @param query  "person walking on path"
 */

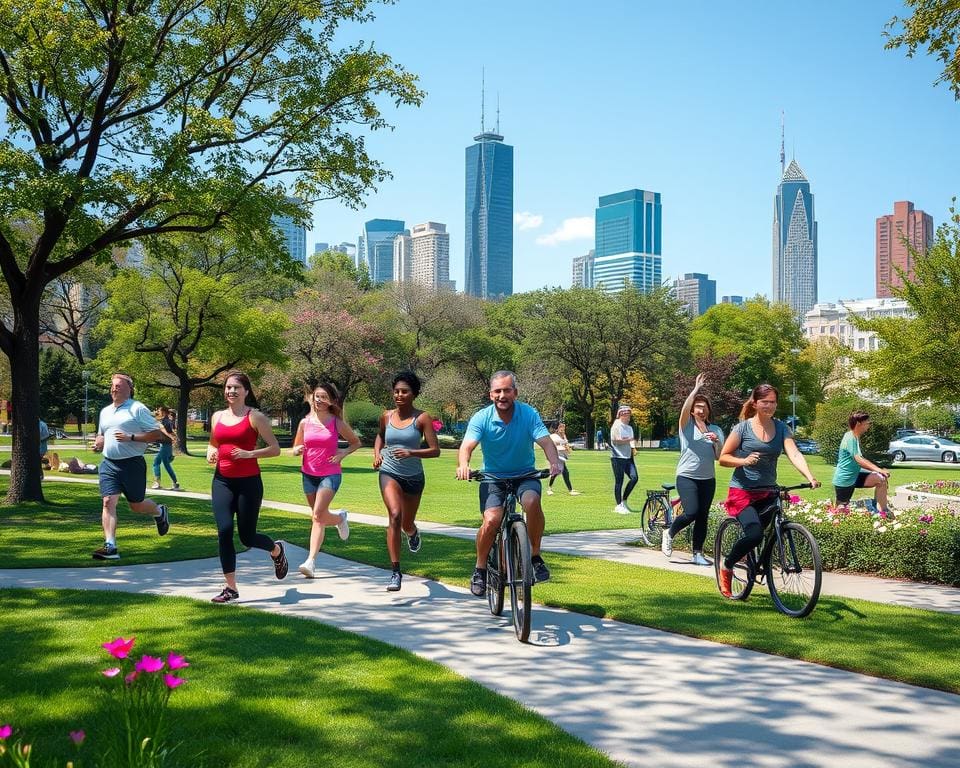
xmin=717 ymin=383 xmax=820 ymax=597
xmin=610 ymin=405 xmax=638 ymax=514
xmin=374 ymin=371 xmax=440 ymax=592
xmin=456 ymin=370 xmax=562 ymax=596
xmin=207 ymin=370 xmax=286 ymax=603
xmin=833 ymin=410 xmax=891 ymax=515
xmin=151 ymin=406 xmax=180 ymax=491
xmin=661 ymin=374 xmax=724 ymax=566
xmin=91 ymin=373 xmax=170 ymax=560
xmin=547 ymin=423 xmax=581 ymax=496
xmin=292 ymin=382 xmax=360 ymax=580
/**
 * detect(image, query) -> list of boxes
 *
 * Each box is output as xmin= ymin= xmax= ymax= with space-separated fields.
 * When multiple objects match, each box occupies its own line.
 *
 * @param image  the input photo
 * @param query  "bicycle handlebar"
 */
xmin=467 ymin=468 xmax=551 ymax=482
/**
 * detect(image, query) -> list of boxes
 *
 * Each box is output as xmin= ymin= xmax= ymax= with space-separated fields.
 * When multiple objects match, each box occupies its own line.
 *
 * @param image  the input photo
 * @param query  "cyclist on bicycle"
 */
xmin=717 ymin=383 xmax=820 ymax=597
xmin=456 ymin=370 xmax=562 ymax=597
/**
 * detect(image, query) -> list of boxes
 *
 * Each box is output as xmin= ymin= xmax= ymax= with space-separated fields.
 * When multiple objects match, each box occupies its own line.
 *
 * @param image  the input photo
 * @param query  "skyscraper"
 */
xmin=772 ymin=159 xmax=818 ymax=319
xmin=593 ymin=189 xmax=662 ymax=293
xmin=362 ymin=219 xmax=405 ymax=284
xmin=672 ymin=273 xmax=717 ymax=317
xmin=876 ymin=201 xmax=933 ymax=298
xmin=274 ymin=196 xmax=307 ymax=265
xmin=393 ymin=231 xmax=412 ymax=282
xmin=572 ymin=249 xmax=595 ymax=288
xmin=409 ymin=222 xmax=455 ymax=291
xmin=465 ymin=128 xmax=513 ymax=299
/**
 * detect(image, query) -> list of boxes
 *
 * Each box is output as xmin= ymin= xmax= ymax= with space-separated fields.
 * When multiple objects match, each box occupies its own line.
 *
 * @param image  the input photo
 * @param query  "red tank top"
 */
xmin=213 ymin=411 xmax=260 ymax=478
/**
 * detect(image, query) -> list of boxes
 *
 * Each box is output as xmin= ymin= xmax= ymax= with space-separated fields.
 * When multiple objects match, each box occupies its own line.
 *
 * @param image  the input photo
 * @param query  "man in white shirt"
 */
xmin=610 ymin=405 xmax=638 ymax=514
xmin=91 ymin=373 xmax=169 ymax=560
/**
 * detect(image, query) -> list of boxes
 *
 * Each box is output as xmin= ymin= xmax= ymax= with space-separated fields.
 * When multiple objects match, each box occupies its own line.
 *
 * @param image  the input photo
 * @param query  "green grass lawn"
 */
xmin=28 ymin=447 xmax=954 ymax=534
xmin=0 ymin=589 xmax=621 ymax=768
xmin=4 ymin=481 xmax=960 ymax=694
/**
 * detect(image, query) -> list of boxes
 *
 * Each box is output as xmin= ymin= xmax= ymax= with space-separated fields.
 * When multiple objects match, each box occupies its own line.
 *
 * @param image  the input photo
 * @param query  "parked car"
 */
xmin=888 ymin=434 xmax=960 ymax=463
xmin=794 ymin=438 xmax=820 ymax=455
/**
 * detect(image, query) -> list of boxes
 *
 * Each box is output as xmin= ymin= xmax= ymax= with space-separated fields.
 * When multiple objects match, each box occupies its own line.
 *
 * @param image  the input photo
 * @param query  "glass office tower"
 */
xmin=465 ymin=131 xmax=513 ymax=299
xmin=593 ymin=189 xmax=662 ymax=293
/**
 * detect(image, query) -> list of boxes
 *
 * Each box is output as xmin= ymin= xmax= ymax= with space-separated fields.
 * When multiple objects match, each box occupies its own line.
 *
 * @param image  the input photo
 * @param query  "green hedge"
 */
xmin=812 ymin=393 xmax=898 ymax=467
xmin=344 ymin=400 xmax=382 ymax=444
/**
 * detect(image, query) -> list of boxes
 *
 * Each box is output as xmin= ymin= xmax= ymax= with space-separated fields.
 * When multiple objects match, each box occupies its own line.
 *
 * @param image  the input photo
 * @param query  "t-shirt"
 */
xmin=729 ymin=418 xmax=791 ymax=490
xmin=832 ymin=431 xmax=863 ymax=487
xmin=609 ymin=420 xmax=634 ymax=459
xmin=38 ymin=419 xmax=50 ymax=456
xmin=550 ymin=432 xmax=570 ymax=461
xmin=98 ymin=399 xmax=161 ymax=460
xmin=676 ymin=419 xmax=724 ymax=480
xmin=465 ymin=402 xmax=549 ymax=476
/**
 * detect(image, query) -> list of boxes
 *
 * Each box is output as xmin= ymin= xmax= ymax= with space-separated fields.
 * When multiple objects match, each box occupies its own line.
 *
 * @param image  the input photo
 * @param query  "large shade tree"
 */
xmin=0 ymin=0 xmax=421 ymax=500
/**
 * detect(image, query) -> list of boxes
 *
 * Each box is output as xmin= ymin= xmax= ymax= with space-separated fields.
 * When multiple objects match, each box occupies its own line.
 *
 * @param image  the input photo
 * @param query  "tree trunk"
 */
xmin=176 ymin=382 xmax=192 ymax=455
xmin=5 ymin=303 xmax=44 ymax=503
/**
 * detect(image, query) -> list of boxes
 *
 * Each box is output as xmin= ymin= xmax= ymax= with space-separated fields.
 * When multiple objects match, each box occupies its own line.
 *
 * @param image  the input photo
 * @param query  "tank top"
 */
xmin=380 ymin=411 xmax=423 ymax=478
xmin=213 ymin=411 xmax=260 ymax=478
xmin=301 ymin=415 xmax=341 ymax=477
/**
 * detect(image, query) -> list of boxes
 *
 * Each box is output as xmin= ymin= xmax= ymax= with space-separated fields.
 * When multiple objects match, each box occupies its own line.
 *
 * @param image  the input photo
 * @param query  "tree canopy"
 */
xmin=886 ymin=0 xmax=960 ymax=100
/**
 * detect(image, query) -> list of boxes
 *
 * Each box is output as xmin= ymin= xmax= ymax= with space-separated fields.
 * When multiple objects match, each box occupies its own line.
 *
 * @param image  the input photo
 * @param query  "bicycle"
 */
xmin=713 ymin=483 xmax=822 ymax=618
xmin=639 ymin=484 xmax=682 ymax=547
xmin=469 ymin=468 xmax=550 ymax=642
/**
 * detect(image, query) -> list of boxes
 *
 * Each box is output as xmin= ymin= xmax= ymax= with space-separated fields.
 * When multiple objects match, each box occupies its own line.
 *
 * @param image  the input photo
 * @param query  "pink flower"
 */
xmin=101 ymin=667 xmax=121 ymax=678
xmin=879 ymin=510 xmax=888 ymax=519
xmin=163 ymin=674 xmax=186 ymax=689
xmin=166 ymin=653 xmax=189 ymax=671
xmin=102 ymin=636 xmax=136 ymax=659
xmin=135 ymin=655 xmax=164 ymax=674
xmin=919 ymin=514 xmax=934 ymax=524
xmin=125 ymin=671 xmax=139 ymax=685
xmin=789 ymin=495 xmax=801 ymax=504
xmin=0 ymin=724 xmax=12 ymax=740
xmin=920 ymin=528 xmax=928 ymax=537
xmin=432 ymin=419 xmax=443 ymax=433
xmin=69 ymin=730 xmax=85 ymax=746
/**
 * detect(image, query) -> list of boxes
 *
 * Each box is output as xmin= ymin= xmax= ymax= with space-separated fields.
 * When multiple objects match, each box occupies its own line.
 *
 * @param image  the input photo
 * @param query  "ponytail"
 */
xmin=740 ymin=383 xmax=779 ymax=421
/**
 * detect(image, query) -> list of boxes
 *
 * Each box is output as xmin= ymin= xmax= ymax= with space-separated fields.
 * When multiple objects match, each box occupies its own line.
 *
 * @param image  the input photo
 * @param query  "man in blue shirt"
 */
xmin=91 ymin=373 xmax=169 ymax=560
xmin=456 ymin=370 xmax=562 ymax=596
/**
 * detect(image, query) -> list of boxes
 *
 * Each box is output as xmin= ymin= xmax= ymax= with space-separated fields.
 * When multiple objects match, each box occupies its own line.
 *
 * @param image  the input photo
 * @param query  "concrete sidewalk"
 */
xmin=3 ymin=545 xmax=958 ymax=768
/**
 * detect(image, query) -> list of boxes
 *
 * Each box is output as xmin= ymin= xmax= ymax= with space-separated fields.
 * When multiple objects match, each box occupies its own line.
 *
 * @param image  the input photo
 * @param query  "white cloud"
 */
xmin=535 ymin=217 xmax=594 ymax=247
xmin=514 ymin=211 xmax=544 ymax=230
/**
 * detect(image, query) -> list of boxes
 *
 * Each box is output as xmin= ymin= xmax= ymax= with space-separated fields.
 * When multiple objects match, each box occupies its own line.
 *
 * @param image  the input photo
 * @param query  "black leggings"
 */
xmin=212 ymin=472 xmax=275 ymax=574
xmin=669 ymin=476 xmax=716 ymax=551
xmin=723 ymin=497 xmax=777 ymax=569
xmin=549 ymin=463 xmax=572 ymax=491
xmin=611 ymin=457 xmax=638 ymax=504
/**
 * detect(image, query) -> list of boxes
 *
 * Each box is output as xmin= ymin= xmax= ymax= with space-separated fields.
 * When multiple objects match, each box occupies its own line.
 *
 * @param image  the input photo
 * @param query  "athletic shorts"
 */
xmin=99 ymin=456 xmax=147 ymax=503
xmin=479 ymin=477 xmax=541 ymax=514
xmin=379 ymin=471 xmax=426 ymax=496
xmin=301 ymin=472 xmax=342 ymax=495
xmin=834 ymin=472 xmax=870 ymax=504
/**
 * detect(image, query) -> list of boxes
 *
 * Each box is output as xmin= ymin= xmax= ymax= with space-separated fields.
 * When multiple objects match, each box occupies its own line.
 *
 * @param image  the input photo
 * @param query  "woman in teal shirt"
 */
xmin=832 ymin=411 xmax=890 ymax=514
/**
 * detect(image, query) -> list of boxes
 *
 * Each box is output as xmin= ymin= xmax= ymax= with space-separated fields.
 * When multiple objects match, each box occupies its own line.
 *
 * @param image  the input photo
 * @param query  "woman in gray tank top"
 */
xmin=373 ymin=371 xmax=440 ymax=592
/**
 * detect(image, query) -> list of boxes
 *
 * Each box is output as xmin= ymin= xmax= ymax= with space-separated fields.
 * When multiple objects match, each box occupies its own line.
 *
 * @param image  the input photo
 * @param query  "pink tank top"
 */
xmin=213 ymin=411 xmax=259 ymax=478
xmin=301 ymin=416 xmax=340 ymax=477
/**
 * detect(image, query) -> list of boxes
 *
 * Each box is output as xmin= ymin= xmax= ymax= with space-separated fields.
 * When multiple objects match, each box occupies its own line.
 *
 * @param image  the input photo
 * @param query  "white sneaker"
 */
xmin=569 ymin=490 xmax=581 ymax=496
xmin=615 ymin=503 xmax=631 ymax=514
xmin=661 ymin=529 xmax=674 ymax=557
xmin=151 ymin=481 xmax=161 ymax=489
xmin=335 ymin=510 xmax=350 ymax=541
xmin=298 ymin=559 xmax=315 ymax=578
xmin=546 ymin=488 xmax=554 ymax=496
xmin=692 ymin=552 xmax=711 ymax=566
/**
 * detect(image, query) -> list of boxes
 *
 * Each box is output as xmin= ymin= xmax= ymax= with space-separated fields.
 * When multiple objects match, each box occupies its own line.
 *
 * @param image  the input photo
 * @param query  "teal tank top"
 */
xmin=380 ymin=412 xmax=423 ymax=477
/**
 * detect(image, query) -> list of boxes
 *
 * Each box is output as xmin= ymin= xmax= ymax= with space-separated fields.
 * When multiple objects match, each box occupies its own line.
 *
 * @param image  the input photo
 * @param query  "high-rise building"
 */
xmin=876 ymin=201 xmax=933 ymax=298
xmin=721 ymin=295 xmax=744 ymax=306
xmin=772 ymin=159 xmax=818 ymax=319
xmin=465 ymin=129 xmax=513 ymax=299
xmin=313 ymin=242 xmax=330 ymax=254
xmin=672 ymin=273 xmax=716 ymax=317
xmin=393 ymin=231 xmax=412 ymax=283
xmin=593 ymin=189 xmax=662 ymax=294
xmin=362 ymin=219 xmax=405 ymax=284
xmin=572 ymin=250 xmax=595 ymax=288
xmin=408 ymin=222 xmax=455 ymax=291
xmin=275 ymin=197 xmax=307 ymax=265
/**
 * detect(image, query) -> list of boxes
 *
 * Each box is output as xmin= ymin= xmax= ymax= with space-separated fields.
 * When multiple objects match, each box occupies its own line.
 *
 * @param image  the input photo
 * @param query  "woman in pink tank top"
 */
xmin=291 ymin=381 xmax=361 ymax=579
xmin=206 ymin=370 xmax=285 ymax=604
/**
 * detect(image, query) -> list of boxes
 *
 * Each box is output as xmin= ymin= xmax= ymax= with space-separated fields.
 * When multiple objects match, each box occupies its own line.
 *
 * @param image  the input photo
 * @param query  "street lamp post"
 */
xmin=82 ymin=370 xmax=90 ymax=445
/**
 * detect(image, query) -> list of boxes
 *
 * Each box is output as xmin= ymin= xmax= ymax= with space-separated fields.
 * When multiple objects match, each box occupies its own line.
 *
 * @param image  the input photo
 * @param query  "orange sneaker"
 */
xmin=719 ymin=566 xmax=734 ymax=598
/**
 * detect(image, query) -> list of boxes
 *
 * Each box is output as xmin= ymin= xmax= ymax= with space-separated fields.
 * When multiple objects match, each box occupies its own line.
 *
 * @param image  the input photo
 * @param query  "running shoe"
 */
xmin=151 ymin=481 xmax=161 ymax=489
xmin=532 ymin=556 xmax=551 ymax=583
xmin=719 ymin=566 xmax=734 ymax=598
xmin=386 ymin=571 xmax=402 ymax=592
xmin=546 ymin=488 xmax=554 ymax=495
xmin=692 ymin=552 xmax=711 ymax=566
xmin=92 ymin=543 xmax=119 ymax=560
xmin=298 ymin=559 xmax=316 ymax=579
xmin=335 ymin=511 xmax=350 ymax=541
xmin=569 ymin=490 xmax=582 ymax=496
xmin=661 ymin=528 xmax=674 ymax=557
xmin=470 ymin=568 xmax=487 ymax=596
xmin=271 ymin=542 xmax=288 ymax=579
xmin=154 ymin=504 xmax=169 ymax=536
xmin=171 ymin=483 xmax=181 ymax=491
xmin=407 ymin=526 xmax=421 ymax=554
xmin=211 ymin=586 xmax=239 ymax=603
xmin=614 ymin=503 xmax=631 ymax=515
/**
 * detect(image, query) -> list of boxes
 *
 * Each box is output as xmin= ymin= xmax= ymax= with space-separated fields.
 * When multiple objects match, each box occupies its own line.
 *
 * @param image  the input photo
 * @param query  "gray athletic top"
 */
xmin=729 ymin=418 xmax=791 ymax=490
xmin=675 ymin=419 xmax=724 ymax=480
xmin=380 ymin=412 xmax=423 ymax=477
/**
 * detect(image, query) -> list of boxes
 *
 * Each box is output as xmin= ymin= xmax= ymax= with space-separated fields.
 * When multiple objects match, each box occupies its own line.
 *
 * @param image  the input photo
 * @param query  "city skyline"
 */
xmin=308 ymin=2 xmax=959 ymax=303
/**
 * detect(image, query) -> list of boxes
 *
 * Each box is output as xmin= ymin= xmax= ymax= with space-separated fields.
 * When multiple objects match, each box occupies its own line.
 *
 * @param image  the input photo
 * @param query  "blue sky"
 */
xmin=311 ymin=1 xmax=960 ymax=303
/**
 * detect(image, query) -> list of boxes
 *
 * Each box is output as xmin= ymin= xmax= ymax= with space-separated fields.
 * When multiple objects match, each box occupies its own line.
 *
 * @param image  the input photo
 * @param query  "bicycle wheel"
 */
xmin=486 ymin=536 xmax=505 ymax=616
xmin=508 ymin=521 xmax=532 ymax=642
xmin=766 ymin=522 xmax=822 ymax=618
xmin=713 ymin=517 xmax=754 ymax=600
xmin=640 ymin=497 xmax=670 ymax=547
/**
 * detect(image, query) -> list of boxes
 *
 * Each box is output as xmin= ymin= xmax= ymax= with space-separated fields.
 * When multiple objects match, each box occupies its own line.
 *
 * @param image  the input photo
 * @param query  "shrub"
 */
xmin=812 ymin=393 xmax=898 ymax=466
xmin=343 ymin=400 xmax=381 ymax=444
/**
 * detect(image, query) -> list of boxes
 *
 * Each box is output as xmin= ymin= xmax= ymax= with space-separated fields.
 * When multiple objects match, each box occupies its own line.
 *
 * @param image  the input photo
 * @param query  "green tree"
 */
xmin=38 ymin=348 xmax=85 ymax=427
xmin=94 ymin=233 xmax=289 ymax=452
xmin=0 ymin=0 xmax=421 ymax=501
xmin=309 ymin=250 xmax=373 ymax=292
xmin=912 ymin=402 xmax=956 ymax=432
xmin=670 ymin=351 xmax=745 ymax=431
xmin=885 ymin=0 xmax=960 ymax=100
xmin=856 ymin=212 xmax=960 ymax=402
xmin=813 ymin=393 xmax=898 ymax=467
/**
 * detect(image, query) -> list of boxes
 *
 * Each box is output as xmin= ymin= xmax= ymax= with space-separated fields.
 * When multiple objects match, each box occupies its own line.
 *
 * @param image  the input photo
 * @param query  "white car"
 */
xmin=888 ymin=435 xmax=960 ymax=463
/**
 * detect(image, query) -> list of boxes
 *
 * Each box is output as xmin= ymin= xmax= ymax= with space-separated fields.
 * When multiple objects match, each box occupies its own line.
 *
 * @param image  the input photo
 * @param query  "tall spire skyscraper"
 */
xmin=772 ymin=153 xmax=818 ymax=319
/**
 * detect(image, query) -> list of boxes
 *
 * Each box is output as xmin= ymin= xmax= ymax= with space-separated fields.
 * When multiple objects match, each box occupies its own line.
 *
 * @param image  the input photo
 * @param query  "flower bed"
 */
xmin=907 ymin=480 xmax=960 ymax=497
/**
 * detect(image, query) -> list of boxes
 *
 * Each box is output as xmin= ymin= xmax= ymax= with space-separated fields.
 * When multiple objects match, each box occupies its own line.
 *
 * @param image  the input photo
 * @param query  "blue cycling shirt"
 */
xmin=465 ymin=402 xmax=549 ymax=477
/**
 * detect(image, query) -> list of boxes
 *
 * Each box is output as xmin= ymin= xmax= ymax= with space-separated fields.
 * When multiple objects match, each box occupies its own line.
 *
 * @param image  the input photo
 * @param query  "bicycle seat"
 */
xmin=661 ymin=484 xmax=675 ymax=492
